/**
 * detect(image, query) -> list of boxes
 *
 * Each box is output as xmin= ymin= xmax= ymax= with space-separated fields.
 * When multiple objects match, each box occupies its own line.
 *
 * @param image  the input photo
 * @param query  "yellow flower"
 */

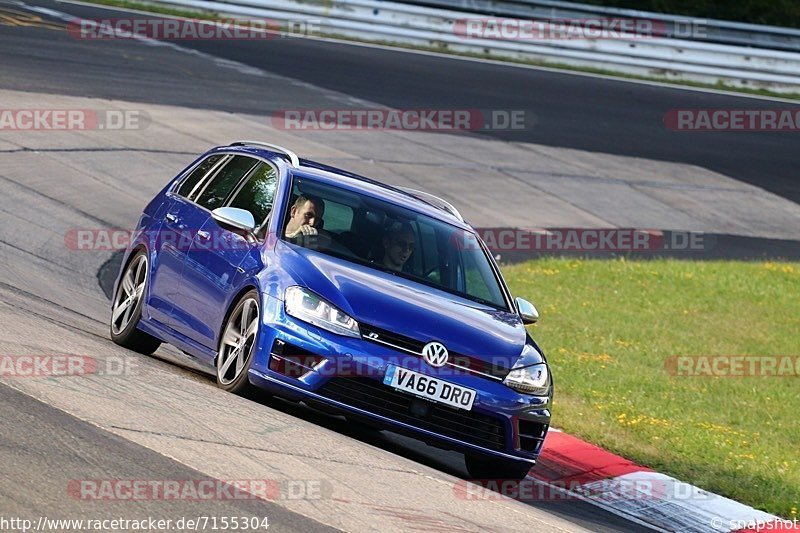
xmin=578 ymin=352 xmax=614 ymax=363
xmin=763 ymin=262 xmax=797 ymax=274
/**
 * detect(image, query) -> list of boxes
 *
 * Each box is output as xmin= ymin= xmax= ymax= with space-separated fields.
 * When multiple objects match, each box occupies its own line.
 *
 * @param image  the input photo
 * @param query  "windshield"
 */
xmin=280 ymin=177 xmax=510 ymax=310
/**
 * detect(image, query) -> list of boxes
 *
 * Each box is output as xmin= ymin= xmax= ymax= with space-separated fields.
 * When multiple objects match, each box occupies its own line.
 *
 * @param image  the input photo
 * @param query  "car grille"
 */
xmin=359 ymin=324 xmax=511 ymax=381
xmin=319 ymin=377 xmax=507 ymax=451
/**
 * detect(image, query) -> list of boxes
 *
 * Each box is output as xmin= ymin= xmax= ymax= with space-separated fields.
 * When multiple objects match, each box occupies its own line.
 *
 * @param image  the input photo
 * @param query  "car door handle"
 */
xmin=165 ymin=213 xmax=177 ymax=223
xmin=196 ymin=230 xmax=211 ymax=241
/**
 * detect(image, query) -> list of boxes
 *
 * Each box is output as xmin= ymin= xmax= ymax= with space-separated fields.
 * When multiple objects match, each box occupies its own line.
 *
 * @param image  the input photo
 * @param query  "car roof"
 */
xmin=211 ymin=144 xmax=473 ymax=230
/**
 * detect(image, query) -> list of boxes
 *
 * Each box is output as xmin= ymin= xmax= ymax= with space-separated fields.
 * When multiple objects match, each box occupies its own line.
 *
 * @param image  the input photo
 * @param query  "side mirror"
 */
xmin=516 ymin=297 xmax=539 ymax=325
xmin=211 ymin=207 xmax=256 ymax=233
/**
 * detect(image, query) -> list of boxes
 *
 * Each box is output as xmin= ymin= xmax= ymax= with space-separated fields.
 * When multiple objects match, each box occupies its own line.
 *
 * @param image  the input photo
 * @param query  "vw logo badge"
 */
xmin=422 ymin=341 xmax=449 ymax=368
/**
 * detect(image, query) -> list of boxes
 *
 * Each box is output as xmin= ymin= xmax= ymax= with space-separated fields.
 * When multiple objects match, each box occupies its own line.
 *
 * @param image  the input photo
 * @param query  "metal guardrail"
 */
xmin=145 ymin=0 xmax=800 ymax=92
xmin=396 ymin=0 xmax=800 ymax=53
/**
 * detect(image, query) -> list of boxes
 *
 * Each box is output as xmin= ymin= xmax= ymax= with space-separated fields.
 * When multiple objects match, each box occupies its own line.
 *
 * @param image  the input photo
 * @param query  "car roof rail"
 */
xmin=230 ymin=141 xmax=300 ymax=167
xmin=397 ymin=187 xmax=464 ymax=222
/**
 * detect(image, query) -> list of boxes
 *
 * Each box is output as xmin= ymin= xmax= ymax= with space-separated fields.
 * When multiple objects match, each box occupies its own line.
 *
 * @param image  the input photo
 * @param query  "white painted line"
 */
xmin=527 ymin=475 xmax=669 ymax=532
xmin=580 ymin=472 xmax=777 ymax=533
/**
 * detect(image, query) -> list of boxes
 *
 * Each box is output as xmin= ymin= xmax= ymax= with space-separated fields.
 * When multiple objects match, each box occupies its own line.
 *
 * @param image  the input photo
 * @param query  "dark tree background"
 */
xmin=580 ymin=0 xmax=800 ymax=28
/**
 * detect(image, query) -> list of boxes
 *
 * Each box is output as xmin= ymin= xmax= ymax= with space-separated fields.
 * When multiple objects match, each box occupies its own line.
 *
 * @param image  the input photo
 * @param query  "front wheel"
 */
xmin=217 ymin=290 xmax=260 ymax=394
xmin=110 ymin=250 xmax=161 ymax=355
xmin=465 ymin=454 xmax=532 ymax=481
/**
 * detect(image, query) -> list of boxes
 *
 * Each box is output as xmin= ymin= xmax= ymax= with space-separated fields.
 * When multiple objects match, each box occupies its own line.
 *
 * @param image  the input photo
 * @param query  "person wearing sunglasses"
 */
xmin=381 ymin=220 xmax=415 ymax=273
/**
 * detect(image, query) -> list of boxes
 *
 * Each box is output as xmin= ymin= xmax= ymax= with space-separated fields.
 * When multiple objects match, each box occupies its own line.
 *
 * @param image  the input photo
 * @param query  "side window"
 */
xmin=227 ymin=162 xmax=278 ymax=226
xmin=195 ymin=156 xmax=259 ymax=211
xmin=463 ymin=243 xmax=503 ymax=304
xmin=177 ymin=154 xmax=224 ymax=198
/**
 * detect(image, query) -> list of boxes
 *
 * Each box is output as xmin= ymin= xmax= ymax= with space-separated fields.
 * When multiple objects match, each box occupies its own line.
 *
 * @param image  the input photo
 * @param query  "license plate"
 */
xmin=383 ymin=365 xmax=476 ymax=411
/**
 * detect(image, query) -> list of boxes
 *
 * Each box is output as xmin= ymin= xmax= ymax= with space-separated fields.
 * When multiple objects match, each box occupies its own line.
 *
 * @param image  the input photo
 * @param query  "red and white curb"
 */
xmin=527 ymin=429 xmax=799 ymax=532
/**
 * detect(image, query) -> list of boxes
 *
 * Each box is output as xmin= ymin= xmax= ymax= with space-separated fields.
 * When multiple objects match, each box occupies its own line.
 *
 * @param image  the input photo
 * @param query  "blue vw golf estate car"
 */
xmin=111 ymin=141 xmax=551 ymax=479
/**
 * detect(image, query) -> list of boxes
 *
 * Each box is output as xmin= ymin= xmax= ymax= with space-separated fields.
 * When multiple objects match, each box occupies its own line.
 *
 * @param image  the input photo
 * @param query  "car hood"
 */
xmin=279 ymin=242 xmax=527 ymax=363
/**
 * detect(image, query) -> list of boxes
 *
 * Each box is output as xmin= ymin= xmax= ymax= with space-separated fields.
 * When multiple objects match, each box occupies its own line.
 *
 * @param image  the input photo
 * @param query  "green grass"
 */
xmin=502 ymin=258 xmax=800 ymax=518
xmin=80 ymin=0 xmax=800 ymax=101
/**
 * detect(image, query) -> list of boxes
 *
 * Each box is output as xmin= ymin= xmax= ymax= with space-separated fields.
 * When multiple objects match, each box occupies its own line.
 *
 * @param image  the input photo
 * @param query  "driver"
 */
xmin=284 ymin=194 xmax=325 ymax=239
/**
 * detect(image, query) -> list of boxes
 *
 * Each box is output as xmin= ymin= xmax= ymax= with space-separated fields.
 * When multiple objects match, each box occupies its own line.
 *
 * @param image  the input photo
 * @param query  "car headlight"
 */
xmin=284 ymin=286 xmax=360 ymax=338
xmin=503 ymin=364 xmax=550 ymax=395
xmin=503 ymin=344 xmax=551 ymax=395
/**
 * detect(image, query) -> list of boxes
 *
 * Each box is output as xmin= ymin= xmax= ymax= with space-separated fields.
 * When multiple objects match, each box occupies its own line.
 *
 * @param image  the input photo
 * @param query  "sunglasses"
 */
xmin=391 ymin=239 xmax=415 ymax=252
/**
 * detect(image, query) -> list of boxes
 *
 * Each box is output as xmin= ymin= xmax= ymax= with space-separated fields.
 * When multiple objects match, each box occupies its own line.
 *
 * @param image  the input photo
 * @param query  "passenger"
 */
xmin=380 ymin=221 xmax=415 ymax=272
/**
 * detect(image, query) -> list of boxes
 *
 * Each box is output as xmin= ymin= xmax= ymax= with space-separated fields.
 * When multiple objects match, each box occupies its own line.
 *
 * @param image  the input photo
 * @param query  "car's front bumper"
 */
xmin=249 ymin=294 xmax=551 ymax=463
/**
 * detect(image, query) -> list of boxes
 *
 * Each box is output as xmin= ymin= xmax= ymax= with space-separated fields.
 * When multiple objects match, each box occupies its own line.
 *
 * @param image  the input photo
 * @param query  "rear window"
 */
xmin=177 ymin=154 xmax=225 ymax=198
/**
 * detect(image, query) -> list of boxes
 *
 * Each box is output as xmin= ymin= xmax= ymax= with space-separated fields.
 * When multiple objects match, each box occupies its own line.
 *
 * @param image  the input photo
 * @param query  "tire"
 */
xmin=110 ymin=250 xmax=162 ymax=355
xmin=465 ymin=454 xmax=532 ymax=481
xmin=216 ymin=290 xmax=260 ymax=395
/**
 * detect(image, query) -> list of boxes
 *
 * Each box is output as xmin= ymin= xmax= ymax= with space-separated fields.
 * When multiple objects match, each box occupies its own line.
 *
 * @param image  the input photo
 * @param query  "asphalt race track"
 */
xmin=1 ymin=0 xmax=799 ymax=530
xmin=4 ymin=0 xmax=800 ymax=205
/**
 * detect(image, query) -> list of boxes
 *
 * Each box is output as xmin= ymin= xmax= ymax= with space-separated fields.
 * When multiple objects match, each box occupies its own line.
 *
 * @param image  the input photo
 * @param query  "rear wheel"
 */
xmin=110 ymin=251 xmax=161 ymax=355
xmin=217 ymin=290 xmax=260 ymax=394
xmin=465 ymin=454 xmax=532 ymax=481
